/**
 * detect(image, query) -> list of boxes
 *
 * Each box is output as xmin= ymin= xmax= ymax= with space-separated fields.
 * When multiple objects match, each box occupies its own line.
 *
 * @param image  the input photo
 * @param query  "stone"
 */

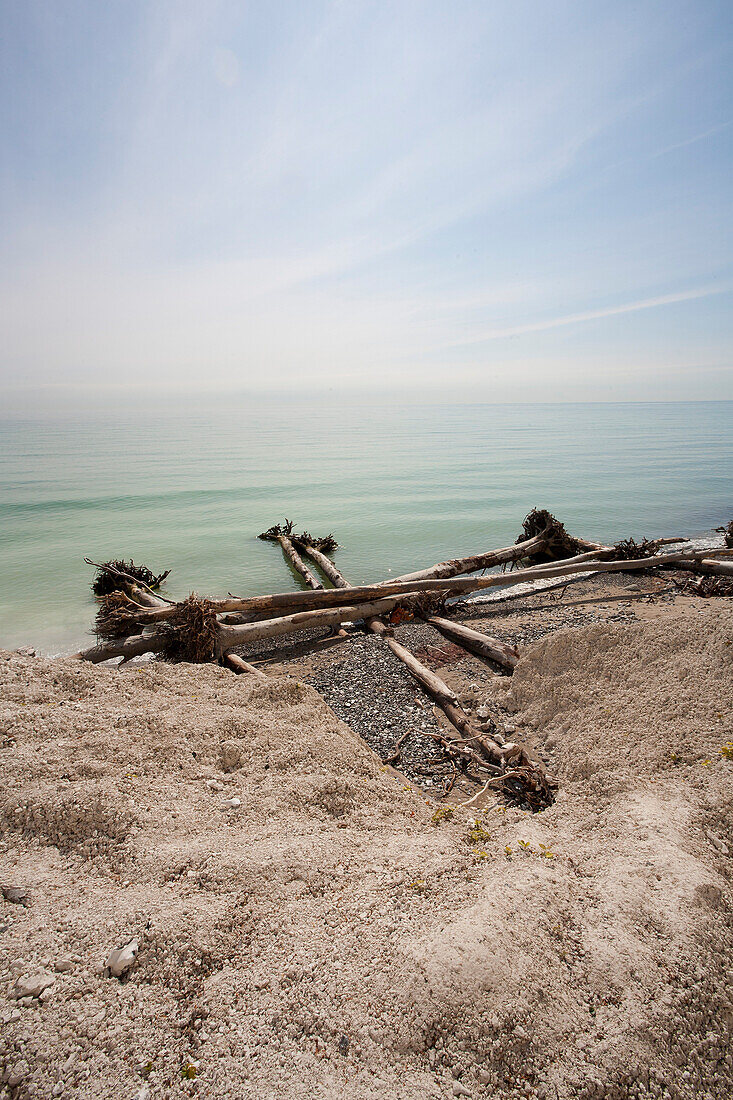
xmin=11 ymin=973 xmax=55 ymax=999
xmin=453 ymin=1084 xmax=472 ymax=1098
xmin=222 ymin=797 xmax=241 ymax=810
xmin=1 ymin=885 xmax=31 ymax=906
xmin=55 ymin=957 xmax=74 ymax=973
xmin=5 ymin=1061 xmax=30 ymax=1087
xmin=106 ymin=937 xmax=139 ymax=978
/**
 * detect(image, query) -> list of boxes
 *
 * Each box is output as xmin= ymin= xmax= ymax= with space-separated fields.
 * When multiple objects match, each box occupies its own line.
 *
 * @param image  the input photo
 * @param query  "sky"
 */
xmin=1 ymin=0 xmax=732 ymax=402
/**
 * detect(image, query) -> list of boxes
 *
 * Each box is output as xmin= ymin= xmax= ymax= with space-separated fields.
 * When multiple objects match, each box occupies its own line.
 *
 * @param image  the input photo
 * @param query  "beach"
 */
xmin=1 ymin=571 xmax=731 ymax=1099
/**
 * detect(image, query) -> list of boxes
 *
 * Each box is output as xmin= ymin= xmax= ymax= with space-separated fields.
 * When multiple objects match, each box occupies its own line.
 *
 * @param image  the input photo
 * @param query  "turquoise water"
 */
xmin=1 ymin=399 xmax=731 ymax=654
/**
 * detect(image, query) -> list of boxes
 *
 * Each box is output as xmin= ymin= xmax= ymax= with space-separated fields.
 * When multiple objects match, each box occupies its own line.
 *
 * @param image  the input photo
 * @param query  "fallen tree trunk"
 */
xmin=694 ymin=559 xmax=733 ymax=577
xmin=389 ymin=529 xmax=556 ymax=583
xmin=297 ymin=542 xmax=350 ymax=589
xmin=276 ymin=534 xmax=323 ymax=590
xmin=380 ymin=634 xmax=516 ymax=766
xmin=72 ymin=630 xmax=168 ymax=664
xmin=426 ymin=616 xmax=519 ymax=672
xmin=88 ymin=546 xmax=729 ymax=648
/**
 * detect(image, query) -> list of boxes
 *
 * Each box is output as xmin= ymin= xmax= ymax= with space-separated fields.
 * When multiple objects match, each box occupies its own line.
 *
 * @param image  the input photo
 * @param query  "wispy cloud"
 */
xmin=446 ymin=285 xmax=730 ymax=347
xmin=1 ymin=1 xmax=732 ymax=399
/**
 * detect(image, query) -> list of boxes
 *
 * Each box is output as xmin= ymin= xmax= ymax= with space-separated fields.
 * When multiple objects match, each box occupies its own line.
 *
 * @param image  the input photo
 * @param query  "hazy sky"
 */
xmin=1 ymin=1 xmax=732 ymax=401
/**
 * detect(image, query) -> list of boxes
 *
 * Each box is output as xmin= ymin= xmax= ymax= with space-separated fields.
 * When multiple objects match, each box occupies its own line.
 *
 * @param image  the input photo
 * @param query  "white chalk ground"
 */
xmin=1 ymin=597 xmax=732 ymax=1100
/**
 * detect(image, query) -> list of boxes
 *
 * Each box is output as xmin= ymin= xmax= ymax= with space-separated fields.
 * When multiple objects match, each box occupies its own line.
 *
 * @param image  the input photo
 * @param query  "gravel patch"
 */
xmin=310 ymin=633 xmax=449 ymax=789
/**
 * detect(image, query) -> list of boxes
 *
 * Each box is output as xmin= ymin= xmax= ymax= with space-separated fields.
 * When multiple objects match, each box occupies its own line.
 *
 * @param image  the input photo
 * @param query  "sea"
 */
xmin=1 ymin=398 xmax=731 ymax=654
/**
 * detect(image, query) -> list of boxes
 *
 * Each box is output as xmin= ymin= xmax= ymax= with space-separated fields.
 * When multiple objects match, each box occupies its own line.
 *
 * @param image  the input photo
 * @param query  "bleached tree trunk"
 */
xmin=426 ymin=616 xmax=519 ymax=672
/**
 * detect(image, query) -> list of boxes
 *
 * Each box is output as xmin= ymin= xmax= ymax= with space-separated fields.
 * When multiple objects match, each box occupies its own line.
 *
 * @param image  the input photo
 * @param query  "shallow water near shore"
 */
xmin=1 ymin=397 xmax=731 ymax=653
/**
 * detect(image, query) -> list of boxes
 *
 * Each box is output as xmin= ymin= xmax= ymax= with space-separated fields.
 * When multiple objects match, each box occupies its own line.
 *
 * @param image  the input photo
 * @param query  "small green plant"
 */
xmin=471 ymin=848 xmax=490 ymax=863
xmin=538 ymin=842 xmax=556 ymax=859
xmin=518 ymin=839 xmax=532 ymax=852
xmin=408 ymin=879 xmax=427 ymax=893
xmin=431 ymin=806 xmax=455 ymax=826
xmin=719 ymin=742 xmax=733 ymax=761
xmin=181 ymin=1061 xmax=199 ymax=1080
xmin=466 ymin=818 xmax=492 ymax=844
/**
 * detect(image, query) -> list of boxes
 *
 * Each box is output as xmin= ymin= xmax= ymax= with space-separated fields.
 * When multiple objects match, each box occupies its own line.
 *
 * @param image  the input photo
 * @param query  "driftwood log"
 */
xmin=77 ymin=546 xmax=730 ymax=665
xmin=258 ymin=521 xmax=323 ymax=590
xmin=426 ymin=616 xmax=519 ymax=672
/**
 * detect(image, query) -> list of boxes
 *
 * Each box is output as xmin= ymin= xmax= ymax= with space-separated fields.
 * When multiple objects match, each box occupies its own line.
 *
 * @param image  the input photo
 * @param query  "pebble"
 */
xmin=55 ymin=956 xmax=74 ymax=973
xmin=1 ymin=884 xmax=31 ymax=906
xmin=5 ymin=1061 xmax=30 ymax=1087
xmin=222 ymin=797 xmax=242 ymax=810
xmin=206 ymin=779 xmax=226 ymax=792
xmin=452 ymin=1083 xmax=472 ymax=1097
xmin=12 ymin=973 xmax=55 ymax=999
xmin=106 ymin=937 xmax=139 ymax=978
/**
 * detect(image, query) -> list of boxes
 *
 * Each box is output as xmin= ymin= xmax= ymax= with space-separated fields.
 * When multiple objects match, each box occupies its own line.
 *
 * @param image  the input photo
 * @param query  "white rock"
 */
xmin=476 ymin=706 xmax=490 ymax=720
xmin=206 ymin=779 xmax=225 ymax=791
xmin=222 ymin=797 xmax=241 ymax=809
xmin=11 ymin=973 xmax=55 ymax=999
xmin=5 ymin=1061 xmax=29 ymax=1087
xmin=106 ymin=938 xmax=139 ymax=978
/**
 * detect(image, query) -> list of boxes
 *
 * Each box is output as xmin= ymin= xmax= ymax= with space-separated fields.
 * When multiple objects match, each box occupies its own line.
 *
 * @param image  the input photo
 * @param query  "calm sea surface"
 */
xmin=1 ymin=399 xmax=731 ymax=654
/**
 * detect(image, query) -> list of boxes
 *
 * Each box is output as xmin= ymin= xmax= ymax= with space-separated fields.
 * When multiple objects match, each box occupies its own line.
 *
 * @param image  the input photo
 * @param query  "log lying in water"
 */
xmin=426 ymin=616 xmax=519 ymax=672
xmin=80 ymin=546 xmax=730 ymax=664
xmin=258 ymin=521 xmax=324 ymax=590
xmin=97 ymin=544 xmax=724 ymax=636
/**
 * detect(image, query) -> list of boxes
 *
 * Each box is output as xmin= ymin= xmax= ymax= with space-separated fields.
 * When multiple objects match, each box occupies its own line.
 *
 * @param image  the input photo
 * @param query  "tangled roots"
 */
xmin=260 ymin=521 xmax=339 ymax=554
xmin=682 ymin=575 xmax=733 ymax=598
xmin=95 ymin=592 xmax=151 ymax=640
xmin=258 ymin=519 xmax=295 ymax=541
xmin=513 ymin=508 xmax=585 ymax=566
xmin=91 ymin=559 xmax=170 ymax=597
xmin=408 ymin=592 xmax=450 ymax=618
xmin=608 ymin=537 xmax=661 ymax=561
xmin=293 ymin=532 xmax=339 ymax=553
xmin=162 ymin=595 xmax=220 ymax=663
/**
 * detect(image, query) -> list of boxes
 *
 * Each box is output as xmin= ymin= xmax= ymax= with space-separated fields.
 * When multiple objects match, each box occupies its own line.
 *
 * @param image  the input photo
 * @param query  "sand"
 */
xmin=1 ymin=599 xmax=732 ymax=1100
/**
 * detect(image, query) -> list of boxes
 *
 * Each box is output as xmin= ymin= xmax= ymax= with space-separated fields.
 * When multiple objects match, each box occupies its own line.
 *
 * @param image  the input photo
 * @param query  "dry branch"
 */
xmin=222 ymin=653 xmax=267 ymax=679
